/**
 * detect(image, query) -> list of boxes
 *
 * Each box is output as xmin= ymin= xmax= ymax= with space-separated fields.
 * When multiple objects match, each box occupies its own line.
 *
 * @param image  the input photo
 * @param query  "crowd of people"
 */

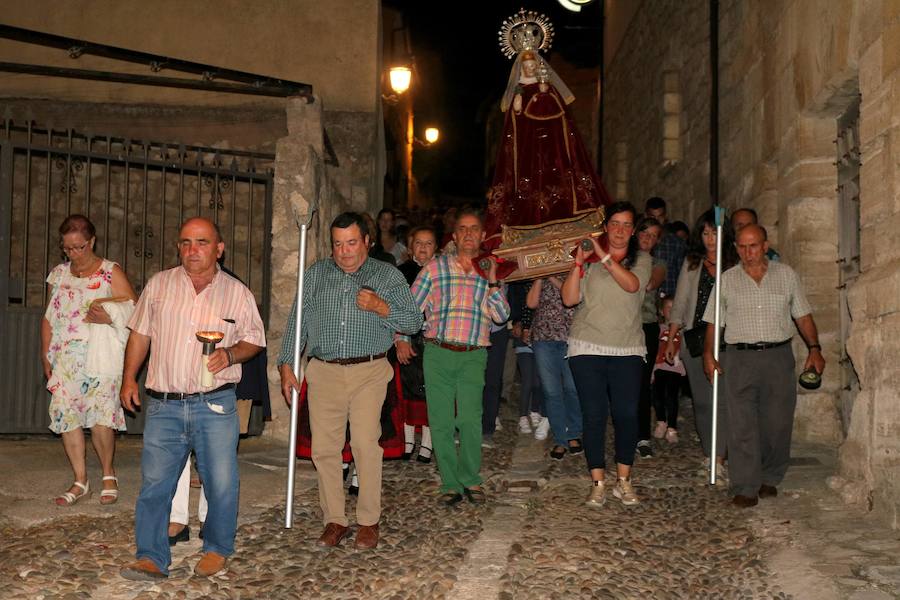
xmin=40 ymin=195 xmax=824 ymax=579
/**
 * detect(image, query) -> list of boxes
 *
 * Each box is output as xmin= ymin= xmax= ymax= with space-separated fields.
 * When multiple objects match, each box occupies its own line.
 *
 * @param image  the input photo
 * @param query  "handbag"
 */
xmin=682 ymin=327 xmax=706 ymax=358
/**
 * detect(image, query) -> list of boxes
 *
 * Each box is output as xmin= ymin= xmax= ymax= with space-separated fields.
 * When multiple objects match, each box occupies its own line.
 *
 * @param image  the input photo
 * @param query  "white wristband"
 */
xmin=600 ymin=254 xmax=612 ymax=265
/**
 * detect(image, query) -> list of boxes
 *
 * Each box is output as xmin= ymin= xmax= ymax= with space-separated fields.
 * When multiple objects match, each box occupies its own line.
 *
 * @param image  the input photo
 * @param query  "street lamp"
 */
xmin=389 ymin=66 xmax=412 ymax=94
xmin=424 ymin=127 xmax=439 ymax=144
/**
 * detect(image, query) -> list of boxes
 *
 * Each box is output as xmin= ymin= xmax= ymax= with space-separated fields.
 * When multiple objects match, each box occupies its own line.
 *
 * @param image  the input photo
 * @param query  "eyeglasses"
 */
xmin=61 ymin=242 xmax=90 ymax=254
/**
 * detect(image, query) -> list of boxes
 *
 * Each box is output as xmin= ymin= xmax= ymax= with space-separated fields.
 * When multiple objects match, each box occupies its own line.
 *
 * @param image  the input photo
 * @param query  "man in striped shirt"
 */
xmin=119 ymin=218 xmax=265 ymax=580
xmin=279 ymin=212 xmax=421 ymax=549
xmin=402 ymin=209 xmax=510 ymax=507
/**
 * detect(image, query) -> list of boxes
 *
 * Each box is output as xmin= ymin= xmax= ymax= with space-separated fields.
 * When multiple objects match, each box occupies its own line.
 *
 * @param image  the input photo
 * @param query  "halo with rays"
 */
xmin=498 ymin=8 xmax=555 ymax=59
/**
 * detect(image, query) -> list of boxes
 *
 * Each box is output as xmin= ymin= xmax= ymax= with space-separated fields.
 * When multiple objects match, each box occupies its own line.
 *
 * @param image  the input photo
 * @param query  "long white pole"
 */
xmin=285 ymin=217 xmax=311 ymax=528
xmin=709 ymin=206 xmax=724 ymax=486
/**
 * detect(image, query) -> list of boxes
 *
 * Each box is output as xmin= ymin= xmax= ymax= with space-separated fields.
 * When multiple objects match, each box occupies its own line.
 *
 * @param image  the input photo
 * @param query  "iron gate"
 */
xmin=0 ymin=120 xmax=274 ymax=433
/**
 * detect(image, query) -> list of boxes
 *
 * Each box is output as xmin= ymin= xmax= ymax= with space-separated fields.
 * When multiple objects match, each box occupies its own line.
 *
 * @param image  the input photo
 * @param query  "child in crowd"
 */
xmin=652 ymin=298 xmax=685 ymax=443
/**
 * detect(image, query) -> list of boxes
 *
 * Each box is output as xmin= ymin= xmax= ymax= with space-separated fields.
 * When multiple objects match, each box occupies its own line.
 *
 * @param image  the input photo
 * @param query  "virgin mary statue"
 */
xmin=485 ymin=10 xmax=610 ymax=254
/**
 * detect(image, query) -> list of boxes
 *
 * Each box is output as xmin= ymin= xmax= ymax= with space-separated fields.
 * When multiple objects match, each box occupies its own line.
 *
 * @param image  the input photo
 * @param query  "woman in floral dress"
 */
xmin=41 ymin=214 xmax=137 ymax=506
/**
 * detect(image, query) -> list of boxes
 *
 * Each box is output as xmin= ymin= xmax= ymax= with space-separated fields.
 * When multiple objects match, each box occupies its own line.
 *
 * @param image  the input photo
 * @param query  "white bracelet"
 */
xmin=600 ymin=254 xmax=612 ymax=265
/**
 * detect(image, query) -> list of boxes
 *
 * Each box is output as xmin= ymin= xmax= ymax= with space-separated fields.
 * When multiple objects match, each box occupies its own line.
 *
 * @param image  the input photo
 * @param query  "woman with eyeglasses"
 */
xmin=41 ymin=214 xmax=137 ymax=506
xmin=562 ymin=201 xmax=652 ymax=507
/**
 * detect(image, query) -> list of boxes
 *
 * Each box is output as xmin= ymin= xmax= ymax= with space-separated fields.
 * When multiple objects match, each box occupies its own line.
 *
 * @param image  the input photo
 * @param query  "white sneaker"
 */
xmin=613 ymin=478 xmax=640 ymax=506
xmin=665 ymin=428 xmax=679 ymax=444
xmin=653 ymin=421 xmax=667 ymax=439
xmin=495 ymin=417 xmax=503 ymax=431
xmin=529 ymin=411 xmax=542 ymax=428
xmin=518 ymin=416 xmax=532 ymax=434
xmin=585 ymin=480 xmax=606 ymax=507
xmin=533 ymin=417 xmax=550 ymax=440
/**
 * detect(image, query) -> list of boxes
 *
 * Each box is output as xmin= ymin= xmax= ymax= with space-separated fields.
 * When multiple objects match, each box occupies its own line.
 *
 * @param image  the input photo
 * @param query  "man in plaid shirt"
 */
xmin=645 ymin=197 xmax=686 ymax=297
xmin=279 ymin=212 xmax=421 ymax=549
xmin=401 ymin=209 xmax=510 ymax=507
xmin=703 ymin=225 xmax=825 ymax=509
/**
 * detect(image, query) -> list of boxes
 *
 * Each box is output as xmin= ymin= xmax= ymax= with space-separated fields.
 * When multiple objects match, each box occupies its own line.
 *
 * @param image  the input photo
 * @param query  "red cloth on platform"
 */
xmin=485 ymin=82 xmax=611 ymax=250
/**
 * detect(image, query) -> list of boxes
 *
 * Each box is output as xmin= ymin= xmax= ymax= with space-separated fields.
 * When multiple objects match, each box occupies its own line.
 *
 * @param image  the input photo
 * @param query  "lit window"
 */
xmin=615 ymin=142 xmax=628 ymax=200
xmin=662 ymin=71 xmax=681 ymax=165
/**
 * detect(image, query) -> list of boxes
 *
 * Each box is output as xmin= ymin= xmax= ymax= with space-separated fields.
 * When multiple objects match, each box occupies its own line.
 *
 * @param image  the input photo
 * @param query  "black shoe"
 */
xmin=549 ymin=446 xmax=567 ymax=461
xmin=731 ymin=494 xmax=759 ymax=508
xmin=168 ymin=525 xmax=190 ymax=546
xmin=567 ymin=439 xmax=584 ymax=455
xmin=416 ymin=447 xmax=432 ymax=463
xmin=636 ymin=441 xmax=653 ymax=459
xmin=438 ymin=492 xmax=463 ymax=507
xmin=348 ymin=484 xmax=359 ymax=497
xmin=464 ymin=487 xmax=487 ymax=505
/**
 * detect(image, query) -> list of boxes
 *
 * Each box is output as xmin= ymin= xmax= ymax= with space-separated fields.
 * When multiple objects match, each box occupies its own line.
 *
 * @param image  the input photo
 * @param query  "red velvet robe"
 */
xmin=485 ymin=82 xmax=611 ymax=250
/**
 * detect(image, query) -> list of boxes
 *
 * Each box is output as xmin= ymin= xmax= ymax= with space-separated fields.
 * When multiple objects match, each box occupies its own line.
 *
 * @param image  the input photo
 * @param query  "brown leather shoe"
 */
xmin=731 ymin=494 xmax=759 ymax=508
xmin=317 ymin=522 xmax=351 ymax=547
xmin=194 ymin=551 xmax=227 ymax=577
xmin=355 ymin=524 xmax=379 ymax=549
xmin=759 ymin=484 xmax=778 ymax=498
xmin=120 ymin=558 xmax=167 ymax=581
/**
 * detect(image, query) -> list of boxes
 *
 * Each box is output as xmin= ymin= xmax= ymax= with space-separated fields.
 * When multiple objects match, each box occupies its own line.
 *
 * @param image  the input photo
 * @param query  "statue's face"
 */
xmin=521 ymin=59 xmax=538 ymax=78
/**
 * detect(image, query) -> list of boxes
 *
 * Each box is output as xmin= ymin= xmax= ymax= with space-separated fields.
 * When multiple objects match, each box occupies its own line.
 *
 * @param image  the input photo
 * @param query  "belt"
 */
xmin=147 ymin=383 xmax=235 ymax=400
xmin=428 ymin=339 xmax=486 ymax=352
xmin=313 ymin=352 xmax=387 ymax=366
xmin=729 ymin=339 xmax=791 ymax=351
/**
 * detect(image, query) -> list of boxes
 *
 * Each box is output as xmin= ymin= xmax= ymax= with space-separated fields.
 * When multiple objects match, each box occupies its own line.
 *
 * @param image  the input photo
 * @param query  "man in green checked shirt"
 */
xmin=279 ymin=212 xmax=422 ymax=550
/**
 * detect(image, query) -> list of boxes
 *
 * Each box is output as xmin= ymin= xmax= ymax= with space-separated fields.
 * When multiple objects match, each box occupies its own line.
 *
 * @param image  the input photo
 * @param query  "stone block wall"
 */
xmin=604 ymin=0 xmax=900 ymax=526
xmin=601 ymin=0 xmax=711 ymax=223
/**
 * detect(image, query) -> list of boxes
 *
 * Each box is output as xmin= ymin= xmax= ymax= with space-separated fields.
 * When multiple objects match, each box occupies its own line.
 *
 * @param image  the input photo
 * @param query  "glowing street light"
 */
xmin=424 ymin=127 xmax=440 ymax=144
xmin=389 ymin=67 xmax=412 ymax=94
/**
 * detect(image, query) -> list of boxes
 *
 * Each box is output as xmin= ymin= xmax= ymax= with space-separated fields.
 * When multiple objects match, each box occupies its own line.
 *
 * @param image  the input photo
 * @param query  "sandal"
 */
xmin=550 ymin=445 xmax=567 ymax=460
xmin=567 ymin=439 xmax=584 ymax=455
xmin=55 ymin=481 xmax=90 ymax=506
xmin=100 ymin=475 xmax=118 ymax=505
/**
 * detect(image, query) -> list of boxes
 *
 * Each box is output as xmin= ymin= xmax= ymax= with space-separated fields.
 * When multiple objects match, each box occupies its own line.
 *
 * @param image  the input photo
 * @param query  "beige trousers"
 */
xmin=305 ymin=357 xmax=392 ymax=527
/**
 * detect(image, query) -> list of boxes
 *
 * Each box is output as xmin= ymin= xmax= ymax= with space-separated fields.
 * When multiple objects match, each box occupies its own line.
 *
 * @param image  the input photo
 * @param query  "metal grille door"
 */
xmin=0 ymin=120 xmax=274 ymax=433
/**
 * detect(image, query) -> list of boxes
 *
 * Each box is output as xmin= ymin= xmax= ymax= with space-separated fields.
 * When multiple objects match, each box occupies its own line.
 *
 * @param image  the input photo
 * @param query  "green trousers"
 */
xmin=423 ymin=344 xmax=488 ymax=493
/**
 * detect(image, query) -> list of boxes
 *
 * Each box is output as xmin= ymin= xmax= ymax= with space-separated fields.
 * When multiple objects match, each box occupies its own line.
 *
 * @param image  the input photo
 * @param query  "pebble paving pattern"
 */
xmin=0 ymin=426 xmax=517 ymax=600
xmin=499 ymin=420 xmax=789 ymax=599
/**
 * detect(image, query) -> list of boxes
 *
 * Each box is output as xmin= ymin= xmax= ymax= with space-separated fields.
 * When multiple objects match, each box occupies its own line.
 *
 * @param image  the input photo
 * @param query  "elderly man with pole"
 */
xmin=119 ymin=217 xmax=265 ymax=580
xmin=279 ymin=212 xmax=422 ymax=549
xmin=702 ymin=223 xmax=825 ymax=508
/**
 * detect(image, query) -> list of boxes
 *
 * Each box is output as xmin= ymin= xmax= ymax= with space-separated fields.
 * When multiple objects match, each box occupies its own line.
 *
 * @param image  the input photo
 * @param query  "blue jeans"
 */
xmin=569 ymin=355 xmax=643 ymax=469
xmin=533 ymin=341 xmax=582 ymax=446
xmin=134 ymin=388 xmax=239 ymax=574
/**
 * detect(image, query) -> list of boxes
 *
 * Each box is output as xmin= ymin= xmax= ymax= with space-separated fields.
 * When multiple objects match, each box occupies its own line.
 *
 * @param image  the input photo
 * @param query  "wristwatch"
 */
xmin=600 ymin=254 xmax=612 ymax=265
xmin=808 ymin=344 xmax=822 ymax=351
xmin=488 ymin=281 xmax=501 ymax=289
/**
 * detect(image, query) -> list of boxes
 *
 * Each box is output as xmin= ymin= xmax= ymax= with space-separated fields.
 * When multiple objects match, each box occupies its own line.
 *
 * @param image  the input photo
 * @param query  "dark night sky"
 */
xmin=384 ymin=0 xmax=603 ymax=204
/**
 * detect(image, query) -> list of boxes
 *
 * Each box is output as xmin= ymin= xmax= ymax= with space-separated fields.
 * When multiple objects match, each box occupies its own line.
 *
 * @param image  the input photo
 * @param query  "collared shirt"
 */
xmin=702 ymin=261 xmax=812 ymax=344
xmin=408 ymin=254 xmax=510 ymax=347
xmin=654 ymin=232 xmax=686 ymax=297
xmin=129 ymin=266 xmax=266 ymax=394
xmin=278 ymin=257 xmax=422 ymax=364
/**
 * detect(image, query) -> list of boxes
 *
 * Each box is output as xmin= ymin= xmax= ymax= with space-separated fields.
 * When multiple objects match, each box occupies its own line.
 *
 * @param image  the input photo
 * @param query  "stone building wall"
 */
xmin=601 ymin=0 xmax=711 ymax=221
xmin=0 ymin=1 xmax=385 ymax=438
xmin=604 ymin=0 xmax=900 ymax=526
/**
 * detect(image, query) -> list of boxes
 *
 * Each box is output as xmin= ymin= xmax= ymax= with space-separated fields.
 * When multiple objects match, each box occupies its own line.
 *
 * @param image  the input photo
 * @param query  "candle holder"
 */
xmin=196 ymin=330 xmax=225 ymax=388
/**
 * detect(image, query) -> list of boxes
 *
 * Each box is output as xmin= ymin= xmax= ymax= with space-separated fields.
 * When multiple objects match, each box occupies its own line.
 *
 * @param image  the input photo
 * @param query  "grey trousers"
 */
xmin=721 ymin=344 xmax=797 ymax=498
xmin=681 ymin=347 xmax=727 ymax=458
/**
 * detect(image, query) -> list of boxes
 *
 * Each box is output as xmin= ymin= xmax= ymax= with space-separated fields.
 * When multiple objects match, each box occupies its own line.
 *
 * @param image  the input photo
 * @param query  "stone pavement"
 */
xmin=0 ymin=401 xmax=898 ymax=599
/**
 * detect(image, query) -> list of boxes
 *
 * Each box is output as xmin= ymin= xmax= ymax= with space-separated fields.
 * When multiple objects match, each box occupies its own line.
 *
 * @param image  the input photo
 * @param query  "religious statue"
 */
xmin=482 ymin=9 xmax=610 ymax=281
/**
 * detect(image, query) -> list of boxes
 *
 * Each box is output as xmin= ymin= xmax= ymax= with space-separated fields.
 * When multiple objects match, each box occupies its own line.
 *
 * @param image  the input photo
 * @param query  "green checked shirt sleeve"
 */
xmin=279 ymin=258 xmax=422 ymax=364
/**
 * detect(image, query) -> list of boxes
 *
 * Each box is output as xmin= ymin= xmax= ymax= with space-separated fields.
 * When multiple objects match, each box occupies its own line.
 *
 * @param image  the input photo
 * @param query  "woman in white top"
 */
xmin=41 ymin=214 xmax=137 ymax=506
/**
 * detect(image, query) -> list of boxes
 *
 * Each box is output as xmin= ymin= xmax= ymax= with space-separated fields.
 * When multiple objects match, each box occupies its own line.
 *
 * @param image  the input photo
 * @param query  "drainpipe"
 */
xmin=710 ymin=0 xmax=719 ymax=208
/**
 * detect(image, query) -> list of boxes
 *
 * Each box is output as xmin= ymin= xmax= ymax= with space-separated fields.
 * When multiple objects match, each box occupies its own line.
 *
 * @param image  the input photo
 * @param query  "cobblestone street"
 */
xmin=1 ymin=401 xmax=898 ymax=599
